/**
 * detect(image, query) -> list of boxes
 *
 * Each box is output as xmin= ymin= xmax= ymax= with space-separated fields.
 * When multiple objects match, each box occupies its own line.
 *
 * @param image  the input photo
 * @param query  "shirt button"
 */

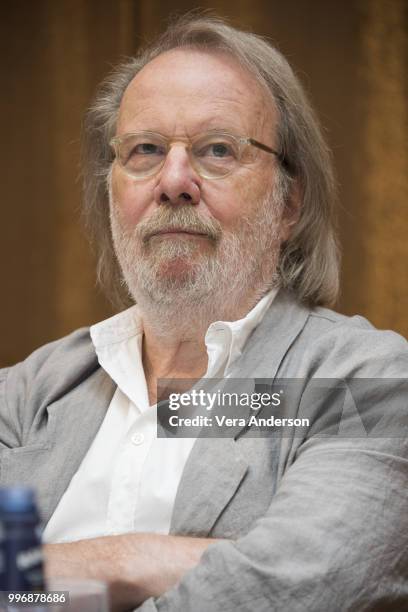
xmin=131 ymin=433 xmax=145 ymax=446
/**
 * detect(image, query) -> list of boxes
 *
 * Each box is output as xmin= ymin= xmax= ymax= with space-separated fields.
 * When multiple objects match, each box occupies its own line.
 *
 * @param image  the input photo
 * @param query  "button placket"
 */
xmin=107 ymin=425 xmax=150 ymax=532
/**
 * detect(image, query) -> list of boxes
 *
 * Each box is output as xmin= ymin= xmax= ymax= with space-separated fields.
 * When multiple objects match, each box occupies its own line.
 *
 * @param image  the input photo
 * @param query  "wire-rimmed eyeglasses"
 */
xmin=109 ymin=130 xmax=282 ymax=180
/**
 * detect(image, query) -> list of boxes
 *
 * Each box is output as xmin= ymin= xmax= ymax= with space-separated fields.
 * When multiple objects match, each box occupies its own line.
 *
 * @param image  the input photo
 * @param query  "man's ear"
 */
xmin=280 ymin=179 xmax=302 ymax=242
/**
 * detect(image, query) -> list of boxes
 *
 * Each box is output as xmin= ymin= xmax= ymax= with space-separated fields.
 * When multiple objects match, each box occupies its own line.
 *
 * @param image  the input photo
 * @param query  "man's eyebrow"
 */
xmin=195 ymin=125 xmax=242 ymax=134
xmin=189 ymin=118 xmax=245 ymax=133
xmin=183 ymin=124 xmax=249 ymax=139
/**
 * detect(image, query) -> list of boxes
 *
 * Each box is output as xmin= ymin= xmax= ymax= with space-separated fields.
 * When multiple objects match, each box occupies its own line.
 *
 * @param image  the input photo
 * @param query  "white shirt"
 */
xmin=43 ymin=289 xmax=277 ymax=543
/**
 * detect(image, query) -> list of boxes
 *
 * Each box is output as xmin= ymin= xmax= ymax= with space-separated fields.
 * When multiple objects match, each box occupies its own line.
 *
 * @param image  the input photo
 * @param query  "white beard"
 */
xmin=109 ymin=181 xmax=285 ymax=334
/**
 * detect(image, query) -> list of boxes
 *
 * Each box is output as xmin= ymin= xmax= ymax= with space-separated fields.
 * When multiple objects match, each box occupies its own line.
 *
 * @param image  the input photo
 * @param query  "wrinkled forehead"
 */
xmin=116 ymin=48 xmax=278 ymax=139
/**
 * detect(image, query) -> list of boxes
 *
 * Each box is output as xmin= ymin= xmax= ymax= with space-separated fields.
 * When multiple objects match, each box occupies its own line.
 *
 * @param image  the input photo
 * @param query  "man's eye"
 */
xmin=196 ymin=142 xmax=235 ymax=159
xmin=207 ymin=143 xmax=232 ymax=158
xmin=131 ymin=143 xmax=164 ymax=155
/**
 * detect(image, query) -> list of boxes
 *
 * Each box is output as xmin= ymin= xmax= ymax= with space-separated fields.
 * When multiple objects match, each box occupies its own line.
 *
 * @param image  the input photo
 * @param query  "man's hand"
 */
xmin=44 ymin=533 xmax=217 ymax=611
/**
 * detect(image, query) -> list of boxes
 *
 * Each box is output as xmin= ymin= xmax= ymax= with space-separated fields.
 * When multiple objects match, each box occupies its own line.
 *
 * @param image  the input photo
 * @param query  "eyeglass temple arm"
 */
xmin=248 ymin=137 xmax=280 ymax=157
xmin=248 ymin=138 xmax=291 ymax=172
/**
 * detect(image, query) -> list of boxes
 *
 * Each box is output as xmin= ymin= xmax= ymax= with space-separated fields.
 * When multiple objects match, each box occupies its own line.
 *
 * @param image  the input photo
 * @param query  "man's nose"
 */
xmin=153 ymin=146 xmax=201 ymax=206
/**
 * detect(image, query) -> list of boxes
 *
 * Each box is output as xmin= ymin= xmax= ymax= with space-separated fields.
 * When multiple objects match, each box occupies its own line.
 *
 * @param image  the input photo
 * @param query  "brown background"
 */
xmin=1 ymin=0 xmax=407 ymax=367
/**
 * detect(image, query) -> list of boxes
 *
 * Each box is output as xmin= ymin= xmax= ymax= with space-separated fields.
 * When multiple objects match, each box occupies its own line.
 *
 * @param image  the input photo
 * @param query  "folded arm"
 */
xmin=45 ymin=533 xmax=218 ymax=611
xmin=45 ymin=437 xmax=408 ymax=612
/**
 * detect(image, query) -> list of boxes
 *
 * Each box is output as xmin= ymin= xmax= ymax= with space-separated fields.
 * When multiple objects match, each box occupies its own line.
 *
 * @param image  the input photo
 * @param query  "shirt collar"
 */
xmin=204 ymin=288 xmax=278 ymax=374
xmin=90 ymin=288 xmax=278 ymax=406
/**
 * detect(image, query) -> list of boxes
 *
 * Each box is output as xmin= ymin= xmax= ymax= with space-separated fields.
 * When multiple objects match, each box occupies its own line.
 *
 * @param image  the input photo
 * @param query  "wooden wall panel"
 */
xmin=1 ymin=1 xmax=59 ymax=365
xmin=358 ymin=0 xmax=408 ymax=332
xmin=1 ymin=0 xmax=406 ymax=366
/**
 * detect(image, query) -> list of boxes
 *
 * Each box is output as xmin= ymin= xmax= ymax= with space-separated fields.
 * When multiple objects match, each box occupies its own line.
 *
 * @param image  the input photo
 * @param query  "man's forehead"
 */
xmin=127 ymin=49 xmax=254 ymax=93
xmin=116 ymin=48 xmax=277 ymax=136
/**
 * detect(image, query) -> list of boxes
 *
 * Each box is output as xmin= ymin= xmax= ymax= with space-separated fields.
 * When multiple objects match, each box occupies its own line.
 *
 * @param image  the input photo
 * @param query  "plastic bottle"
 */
xmin=0 ymin=486 xmax=45 ymax=592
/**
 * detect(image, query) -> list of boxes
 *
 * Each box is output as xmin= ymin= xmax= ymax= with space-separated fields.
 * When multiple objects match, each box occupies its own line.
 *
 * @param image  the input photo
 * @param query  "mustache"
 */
xmin=135 ymin=206 xmax=222 ymax=243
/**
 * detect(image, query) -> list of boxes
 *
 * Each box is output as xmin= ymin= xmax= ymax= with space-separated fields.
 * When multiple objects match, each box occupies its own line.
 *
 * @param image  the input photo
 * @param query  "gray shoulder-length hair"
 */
xmin=82 ymin=13 xmax=340 ymax=310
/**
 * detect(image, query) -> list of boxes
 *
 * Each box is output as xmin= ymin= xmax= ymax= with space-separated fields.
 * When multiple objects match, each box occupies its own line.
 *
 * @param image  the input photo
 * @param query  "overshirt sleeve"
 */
xmin=136 ymin=434 xmax=408 ymax=611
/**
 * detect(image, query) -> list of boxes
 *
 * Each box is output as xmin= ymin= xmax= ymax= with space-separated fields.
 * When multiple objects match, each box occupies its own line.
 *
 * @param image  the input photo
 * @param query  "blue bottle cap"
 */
xmin=0 ymin=486 xmax=36 ymax=513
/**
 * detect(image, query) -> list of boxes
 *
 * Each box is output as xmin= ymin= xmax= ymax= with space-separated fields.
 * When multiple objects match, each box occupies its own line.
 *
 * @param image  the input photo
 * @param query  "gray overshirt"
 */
xmin=1 ymin=290 xmax=407 ymax=611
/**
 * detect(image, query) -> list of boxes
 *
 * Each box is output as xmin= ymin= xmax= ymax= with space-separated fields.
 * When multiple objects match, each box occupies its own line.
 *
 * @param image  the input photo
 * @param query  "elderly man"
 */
xmin=1 ymin=14 xmax=407 ymax=612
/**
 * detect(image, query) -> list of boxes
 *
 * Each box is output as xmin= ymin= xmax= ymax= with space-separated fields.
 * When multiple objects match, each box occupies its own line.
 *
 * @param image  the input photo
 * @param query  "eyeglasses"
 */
xmin=109 ymin=130 xmax=282 ymax=180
